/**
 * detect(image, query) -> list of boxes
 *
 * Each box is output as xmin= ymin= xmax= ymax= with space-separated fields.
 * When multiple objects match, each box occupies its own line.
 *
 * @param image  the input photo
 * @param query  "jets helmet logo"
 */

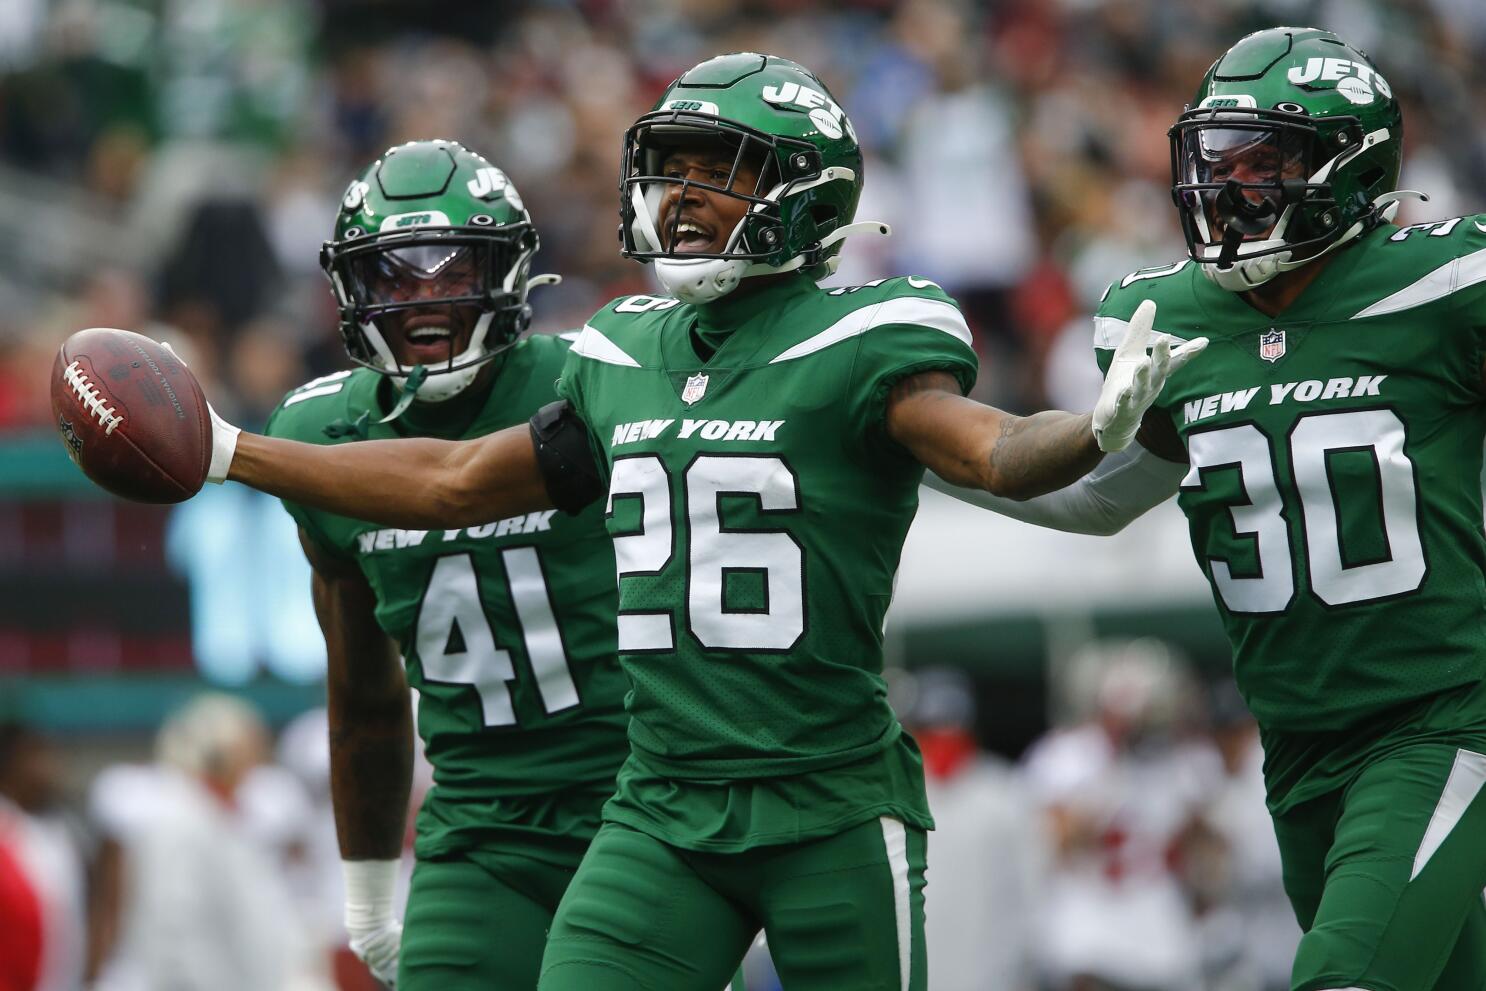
xmin=1259 ymin=329 xmax=1286 ymax=363
xmin=1286 ymin=57 xmax=1391 ymax=105
xmin=681 ymin=373 xmax=709 ymax=405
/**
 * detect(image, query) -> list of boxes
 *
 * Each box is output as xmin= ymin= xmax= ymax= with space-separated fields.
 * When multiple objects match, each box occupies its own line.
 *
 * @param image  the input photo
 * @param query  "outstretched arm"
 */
xmin=229 ymin=423 xmax=553 ymax=529
xmin=889 ymin=299 xmax=1204 ymax=500
xmin=888 ymin=374 xmax=1104 ymax=500
xmin=923 ymin=439 xmax=1185 ymax=535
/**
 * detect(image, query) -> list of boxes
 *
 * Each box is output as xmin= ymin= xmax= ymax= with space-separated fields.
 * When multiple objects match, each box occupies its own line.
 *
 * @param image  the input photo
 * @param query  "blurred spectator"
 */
xmin=0 ymin=723 xmax=85 ymax=991
xmin=1024 ymin=639 xmax=1221 ymax=991
xmin=259 ymin=706 xmax=344 ymax=956
xmin=892 ymin=4 xmax=1039 ymax=408
xmin=896 ymin=666 xmax=1041 ymax=991
xmin=0 ymin=826 xmax=41 ymax=991
xmin=1188 ymin=684 xmax=1299 ymax=991
xmin=90 ymin=693 xmax=327 ymax=991
xmin=261 ymin=706 xmax=432 ymax=990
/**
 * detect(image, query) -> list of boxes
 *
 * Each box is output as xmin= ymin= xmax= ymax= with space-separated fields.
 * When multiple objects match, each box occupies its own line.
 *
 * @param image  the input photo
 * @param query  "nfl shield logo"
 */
xmin=681 ymin=373 xmax=709 ymax=405
xmin=1259 ymin=329 xmax=1286 ymax=363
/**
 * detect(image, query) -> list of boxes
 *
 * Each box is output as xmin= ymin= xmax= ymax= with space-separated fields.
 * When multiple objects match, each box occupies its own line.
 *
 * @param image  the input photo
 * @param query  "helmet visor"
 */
xmin=1174 ymin=118 xmax=1313 ymax=246
xmin=322 ymin=224 xmax=538 ymax=379
xmin=1180 ymin=123 xmax=1308 ymax=187
xmin=347 ymin=243 xmax=487 ymax=307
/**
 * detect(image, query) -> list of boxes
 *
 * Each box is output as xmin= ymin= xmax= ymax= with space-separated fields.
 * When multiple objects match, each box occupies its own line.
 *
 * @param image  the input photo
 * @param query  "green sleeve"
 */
xmin=262 ymin=389 xmax=354 ymax=562
xmin=845 ymin=289 xmax=978 ymax=460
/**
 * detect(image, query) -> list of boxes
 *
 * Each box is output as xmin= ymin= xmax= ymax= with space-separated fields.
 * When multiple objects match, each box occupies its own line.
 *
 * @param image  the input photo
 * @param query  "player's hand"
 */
xmin=349 ymin=919 xmax=402 ymax=987
xmin=1092 ymin=300 xmax=1206 ymax=453
xmin=157 ymin=339 xmax=239 ymax=482
xmin=343 ymin=859 xmax=402 ymax=987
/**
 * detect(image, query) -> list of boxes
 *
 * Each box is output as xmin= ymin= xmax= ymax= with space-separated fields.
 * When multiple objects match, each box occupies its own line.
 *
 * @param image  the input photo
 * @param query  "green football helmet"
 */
xmin=1170 ymin=27 xmax=1407 ymax=291
xmin=619 ymin=53 xmax=887 ymax=303
xmin=320 ymin=139 xmax=556 ymax=401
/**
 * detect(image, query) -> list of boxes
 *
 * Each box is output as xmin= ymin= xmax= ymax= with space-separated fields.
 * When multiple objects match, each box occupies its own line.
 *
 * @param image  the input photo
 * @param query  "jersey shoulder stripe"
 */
xmin=570 ymin=324 xmax=643 ymax=368
xmin=283 ymin=369 xmax=354 ymax=406
xmin=769 ymin=294 xmax=971 ymax=364
xmin=1351 ymin=245 xmax=1486 ymax=319
xmin=1092 ymin=314 xmax=1192 ymax=352
xmin=265 ymin=368 xmax=373 ymax=443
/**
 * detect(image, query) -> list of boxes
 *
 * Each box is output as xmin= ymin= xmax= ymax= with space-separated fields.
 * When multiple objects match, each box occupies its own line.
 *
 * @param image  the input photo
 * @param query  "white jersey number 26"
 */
xmin=608 ymin=454 xmax=805 ymax=653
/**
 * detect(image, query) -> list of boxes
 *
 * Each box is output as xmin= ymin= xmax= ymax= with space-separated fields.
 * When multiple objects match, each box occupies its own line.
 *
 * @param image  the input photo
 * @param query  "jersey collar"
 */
xmin=690 ymin=273 xmax=817 ymax=357
xmin=375 ymin=349 xmax=510 ymax=440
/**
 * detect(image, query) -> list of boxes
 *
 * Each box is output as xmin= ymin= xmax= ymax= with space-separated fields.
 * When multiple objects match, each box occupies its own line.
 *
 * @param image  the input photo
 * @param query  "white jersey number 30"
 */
xmin=1182 ymin=408 xmax=1425 ymax=613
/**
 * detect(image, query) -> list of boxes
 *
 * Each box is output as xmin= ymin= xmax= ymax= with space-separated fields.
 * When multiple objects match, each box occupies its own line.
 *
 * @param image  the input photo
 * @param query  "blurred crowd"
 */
xmin=2 ymin=695 xmax=424 ymax=991
xmin=2 ymin=0 xmax=1485 ymax=433
xmin=5 ymin=0 xmax=1486 ymax=987
xmin=1 ymin=643 xmax=1296 ymax=991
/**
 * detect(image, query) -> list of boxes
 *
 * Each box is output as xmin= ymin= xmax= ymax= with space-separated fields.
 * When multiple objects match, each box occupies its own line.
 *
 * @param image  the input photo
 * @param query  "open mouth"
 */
xmin=670 ymin=219 xmax=716 ymax=254
xmin=1213 ymin=221 xmax=1274 ymax=243
xmin=399 ymin=323 xmax=459 ymax=363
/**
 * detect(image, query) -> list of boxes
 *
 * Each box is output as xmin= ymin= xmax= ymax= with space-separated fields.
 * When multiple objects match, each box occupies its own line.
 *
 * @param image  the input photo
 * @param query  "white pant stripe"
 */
xmin=1411 ymin=749 xmax=1486 ymax=881
xmin=879 ymin=816 xmax=912 ymax=991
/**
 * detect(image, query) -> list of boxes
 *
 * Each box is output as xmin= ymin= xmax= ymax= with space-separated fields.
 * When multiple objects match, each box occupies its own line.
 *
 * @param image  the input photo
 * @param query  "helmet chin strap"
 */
xmin=654 ymin=256 xmax=750 ymax=304
xmin=377 ymin=364 xmax=428 ymax=423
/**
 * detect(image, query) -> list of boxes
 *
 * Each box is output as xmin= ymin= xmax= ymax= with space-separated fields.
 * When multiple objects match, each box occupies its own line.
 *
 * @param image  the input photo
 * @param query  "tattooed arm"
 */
xmin=885 ymin=371 xmax=1104 ymax=501
xmin=886 ymin=300 xmax=1203 ymax=499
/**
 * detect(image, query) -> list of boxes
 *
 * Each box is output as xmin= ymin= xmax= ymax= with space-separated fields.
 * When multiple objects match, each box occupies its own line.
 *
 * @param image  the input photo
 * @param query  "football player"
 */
xmin=176 ymin=57 xmax=1199 ymax=989
xmin=931 ymin=27 xmax=1486 ymax=991
xmin=263 ymin=140 xmax=629 ymax=989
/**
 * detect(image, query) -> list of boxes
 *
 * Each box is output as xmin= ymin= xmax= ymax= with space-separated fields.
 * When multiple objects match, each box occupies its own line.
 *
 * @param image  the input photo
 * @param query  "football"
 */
xmin=50 ymin=328 xmax=211 ymax=503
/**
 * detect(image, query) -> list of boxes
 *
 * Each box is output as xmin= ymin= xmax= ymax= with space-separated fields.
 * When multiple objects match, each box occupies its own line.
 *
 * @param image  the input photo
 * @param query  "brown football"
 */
xmin=50 ymin=328 xmax=211 ymax=503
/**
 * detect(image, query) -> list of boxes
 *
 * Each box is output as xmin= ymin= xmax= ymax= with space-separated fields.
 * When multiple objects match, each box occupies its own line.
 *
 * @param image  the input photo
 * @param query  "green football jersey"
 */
xmin=556 ymin=274 xmax=977 ymax=850
xmin=1097 ymin=217 xmax=1486 ymax=803
xmin=265 ymin=333 xmax=629 ymax=863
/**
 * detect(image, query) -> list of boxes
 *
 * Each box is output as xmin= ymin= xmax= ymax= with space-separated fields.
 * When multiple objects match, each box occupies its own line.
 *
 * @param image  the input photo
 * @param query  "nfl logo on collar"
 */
xmin=681 ymin=373 xmax=709 ymax=405
xmin=1259 ymin=329 xmax=1286 ymax=363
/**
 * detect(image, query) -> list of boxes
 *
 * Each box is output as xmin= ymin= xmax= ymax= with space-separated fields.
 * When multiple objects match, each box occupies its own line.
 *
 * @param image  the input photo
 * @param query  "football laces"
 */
xmin=63 ymin=360 xmax=124 ymax=435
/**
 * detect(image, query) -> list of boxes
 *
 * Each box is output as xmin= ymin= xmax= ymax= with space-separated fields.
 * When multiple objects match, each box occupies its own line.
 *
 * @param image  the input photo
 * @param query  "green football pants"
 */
xmin=538 ymin=817 xmax=929 ymax=991
xmin=399 ymin=852 xmax=578 ymax=990
xmin=1275 ymin=744 xmax=1486 ymax=991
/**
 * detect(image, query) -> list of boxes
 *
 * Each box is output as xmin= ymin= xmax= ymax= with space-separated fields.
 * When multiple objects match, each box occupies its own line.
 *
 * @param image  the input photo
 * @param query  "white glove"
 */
xmin=157 ymin=338 xmax=240 ymax=483
xmin=343 ymin=859 xmax=403 ymax=988
xmin=1092 ymin=299 xmax=1207 ymax=453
